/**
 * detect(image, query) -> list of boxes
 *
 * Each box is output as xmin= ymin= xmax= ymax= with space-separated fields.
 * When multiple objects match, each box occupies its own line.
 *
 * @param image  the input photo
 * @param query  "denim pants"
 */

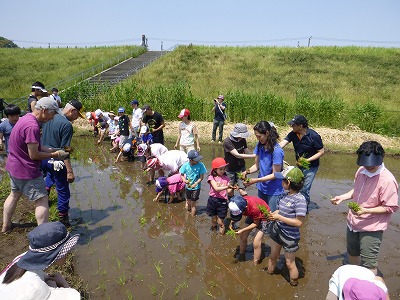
xmin=41 ymin=159 xmax=70 ymax=214
xmin=257 ymin=190 xmax=280 ymax=213
xmin=300 ymin=166 xmax=318 ymax=206
xmin=212 ymin=119 xmax=224 ymax=142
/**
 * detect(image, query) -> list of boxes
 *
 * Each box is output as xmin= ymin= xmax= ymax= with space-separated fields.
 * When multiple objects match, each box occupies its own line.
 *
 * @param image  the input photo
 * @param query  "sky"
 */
xmin=1 ymin=0 xmax=400 ymax=50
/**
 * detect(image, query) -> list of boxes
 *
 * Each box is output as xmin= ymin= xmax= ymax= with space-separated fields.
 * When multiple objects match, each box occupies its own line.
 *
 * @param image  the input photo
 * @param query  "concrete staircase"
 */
xmin=87 ymin=50 xmax=166 ymax=85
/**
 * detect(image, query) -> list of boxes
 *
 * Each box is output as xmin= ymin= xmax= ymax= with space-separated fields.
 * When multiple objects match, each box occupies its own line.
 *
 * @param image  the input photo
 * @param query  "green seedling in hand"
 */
xmin=237 ymin=172 xmax=251 ymax=183
xmin=296 ymin=155 xmax=310 ymax=170
xmin=257 ymin=204 xmax=270 ymax=217
xmin=348 ymin=201 xmax=361 ymax=212
xmin=226 ymin=229 xmax=236 ymax=238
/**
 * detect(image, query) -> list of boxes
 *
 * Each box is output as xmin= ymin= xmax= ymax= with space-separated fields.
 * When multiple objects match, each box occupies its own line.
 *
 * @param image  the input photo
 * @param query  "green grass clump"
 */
xmin=257 ymin=204 xmax=270 ymax=217
xmin=348 ymin=201 xmax=361 ymax=212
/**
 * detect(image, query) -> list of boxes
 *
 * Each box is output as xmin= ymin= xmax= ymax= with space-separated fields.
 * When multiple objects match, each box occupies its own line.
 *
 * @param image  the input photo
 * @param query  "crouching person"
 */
xmin=153 ymin=174 xmax=186 ymax=203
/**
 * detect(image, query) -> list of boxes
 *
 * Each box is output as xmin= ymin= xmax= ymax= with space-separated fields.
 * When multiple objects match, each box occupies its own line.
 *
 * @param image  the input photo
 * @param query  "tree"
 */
xmin=0 ymin=37 xmax=19 ymax=48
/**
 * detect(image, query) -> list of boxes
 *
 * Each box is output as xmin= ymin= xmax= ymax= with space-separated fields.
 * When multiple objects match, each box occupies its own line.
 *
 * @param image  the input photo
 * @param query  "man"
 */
xmin=211 ymin=94 xmax=227 ymax=143
xmin=141 ymin=104 xmax=165 ymax=144
xmin=41 ymin=99 xmax=84 ymax=227
xmin=279 ymin=115 xmax=324 ymax=209
xmin=50 ymin=87 xmax=62 ymax=107
xmin=130 ymin=99 xmax=142 ymax=138
xmin=2 ymin=97 xmax=69 ymax=233
xmin=27 ymin=81 xmax=47 ymax=113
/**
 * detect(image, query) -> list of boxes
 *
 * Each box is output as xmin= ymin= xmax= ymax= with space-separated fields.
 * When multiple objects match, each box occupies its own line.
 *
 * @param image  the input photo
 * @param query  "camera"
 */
xmin=213 ymin=99 xmax=217 ymax=103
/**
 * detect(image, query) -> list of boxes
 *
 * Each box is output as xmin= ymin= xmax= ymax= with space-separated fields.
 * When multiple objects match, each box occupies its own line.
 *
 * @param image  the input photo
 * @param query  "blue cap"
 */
xmin=118 ymin=107 xmax=125 ymax=113
xmin=228 ymin=195 xmax=247 ymax=221
xmin=131 ymin=99 xmax=139 ymax=105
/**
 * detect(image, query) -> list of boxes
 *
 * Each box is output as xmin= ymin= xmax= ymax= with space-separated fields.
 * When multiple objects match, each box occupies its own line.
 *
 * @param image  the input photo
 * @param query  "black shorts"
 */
xmin=186 ymin=189 xmax=201 ymax=201
xmin=206 ymin=196 xmax=228 ymax=219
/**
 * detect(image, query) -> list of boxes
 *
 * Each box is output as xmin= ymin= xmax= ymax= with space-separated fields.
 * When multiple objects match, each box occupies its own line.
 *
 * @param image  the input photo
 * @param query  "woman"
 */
xmin=243 ymin=121 xmax=284 ymax=212
xmin=0 ymin=222 xmax=80 ymax=299
xmin=331 ymin=141 xmax=398 ymax=275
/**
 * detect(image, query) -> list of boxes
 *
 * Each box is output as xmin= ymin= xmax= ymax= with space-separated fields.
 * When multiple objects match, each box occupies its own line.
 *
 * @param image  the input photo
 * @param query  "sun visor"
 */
xmin=357 ymin=153 xmax=383 ymax=167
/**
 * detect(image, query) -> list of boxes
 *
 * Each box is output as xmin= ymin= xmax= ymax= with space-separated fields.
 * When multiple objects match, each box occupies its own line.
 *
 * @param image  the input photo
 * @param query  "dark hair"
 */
xmin=283 ymin=178 xmax=304 ymax=192
xmin=4 ymin=104 xmax=21 ymax=116
xmin=31 ymin=81 xmax=45 ymax=92
xmin=356 ymin=141 xmax=385 ymax=157
xmin=2 ymin=263 xmax=27 ymax=284
xmin=253 ymin=121 xmax=280 ymax=152
xmin=210 ymin=168 xmax=227 ymax=177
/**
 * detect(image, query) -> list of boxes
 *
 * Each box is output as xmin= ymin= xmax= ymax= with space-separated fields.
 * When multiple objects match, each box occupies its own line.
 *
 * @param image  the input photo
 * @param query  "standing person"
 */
xmin=243 ymin=121 xmax=284 ymax=213
xmin=325 ymin=265 xmax=389 ymax=300
xmin=211 ymin=94 xmax=226 ymax=143
xmin=141 ymin=104 xmax=165 ymax=145
xmin=174 ymin=108 xmax=200 ymax=153
xmin=331 ymin=141 xmax=398 ymax=275
xmin=223 ymin=123 xmax=256 ymax=198
xmin=0 ymin=104 xmax=21 ymax=155
xmin=179 ymin=150 xmax=207 ymax=217
xmin=207 ymin=158 xmax=231 ymax=235
xmin=228 ymin=195 xmax=271 ymax=265
xmin=267 ymin=166 xmax=307 ymax=286
xmin=41 ymin=99 xmax=84 ymax=227
xmin=2 ymin=97 xmax=69 ymax=233
xmin=130 ymin=99 xmax=142 ymax=138
xmin=50 ymin=87 xmax=62 ymax=107
xmin=279 ymin=115 xmax=324 ymax=209
xmin=27 ymin=81 xmax=47 ymax=113
xmin=117 ymin=107 xmax=130 ymax=147
xmin=0 ymin=222 xmax=80 ymax=299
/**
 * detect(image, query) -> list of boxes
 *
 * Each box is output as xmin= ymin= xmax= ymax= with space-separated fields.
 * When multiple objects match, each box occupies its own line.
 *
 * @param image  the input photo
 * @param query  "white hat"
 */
xmin=95 ymin=109 xmax=103 ymax=117
xmin=123 ymin=143 xmax=131 ymax=152
xmin=140 ymin=125 xmax=149 ymax=134
xmin=85 ymin=112 xmax=91 ymax=119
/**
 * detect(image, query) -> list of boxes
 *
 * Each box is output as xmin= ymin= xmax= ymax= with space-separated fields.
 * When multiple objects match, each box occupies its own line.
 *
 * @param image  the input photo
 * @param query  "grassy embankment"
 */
xmin=71 ymin=46 xmax=400 ymax=139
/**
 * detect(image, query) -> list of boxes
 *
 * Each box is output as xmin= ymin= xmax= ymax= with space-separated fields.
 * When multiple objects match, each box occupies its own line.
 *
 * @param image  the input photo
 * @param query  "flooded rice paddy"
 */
xmin=69 ymin=137 xmax=400 ymax=299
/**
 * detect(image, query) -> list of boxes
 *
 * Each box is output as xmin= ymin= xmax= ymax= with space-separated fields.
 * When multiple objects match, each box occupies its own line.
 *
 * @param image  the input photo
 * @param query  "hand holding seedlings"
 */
xmin=348 ymin=201 xmax=361 ymax=213
xmin=237 ymin=172 xmax=251 ymax=183
xmin=296 ymin=155 xmax=310 ymax=170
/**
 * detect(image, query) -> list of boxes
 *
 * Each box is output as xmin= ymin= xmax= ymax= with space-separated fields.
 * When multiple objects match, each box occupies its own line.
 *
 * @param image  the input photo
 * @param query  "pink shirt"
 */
xmin=347 ymin=166 xmax=399 ymax=232
xmin=166 ymin=173 xmax=186 ymax=194
xmin=5 ymin=113 xmax=42 ymax=179
xmin=208 ymin=174 xmax=230 ymax=200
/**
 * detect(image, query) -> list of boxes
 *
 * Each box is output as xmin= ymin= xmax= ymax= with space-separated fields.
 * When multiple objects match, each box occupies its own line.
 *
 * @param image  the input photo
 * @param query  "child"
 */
xmin=109 ymin=116 xmax=120 ymax=152
xmin=115 ymin=138 xmax=137 ymax=162
xmin=174 ymin=108 xmax=200 ymax=153
xmin=139 ymin=125 xmax=153 ymax=145
xmin=228 ymin=195 xmax=271 ymax=265
xmin=0 ymin=104 xmax=21 ymax=155
xmin=179 ymin=150 xmax=207 ymax=217
xmin=207 ymin=157 xmax=232 ymax=234
xmin=266 ymin=166 xmax=307 ymax=286
xmin=153 ymin=174 xmax=186 ymax=203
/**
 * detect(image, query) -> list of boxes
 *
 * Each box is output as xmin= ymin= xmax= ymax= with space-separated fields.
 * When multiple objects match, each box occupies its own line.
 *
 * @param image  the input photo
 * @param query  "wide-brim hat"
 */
xmin=17 ymin=222 xmax=79 ymax=271
xmin=230 ymin=123 xmax=250 ymax=138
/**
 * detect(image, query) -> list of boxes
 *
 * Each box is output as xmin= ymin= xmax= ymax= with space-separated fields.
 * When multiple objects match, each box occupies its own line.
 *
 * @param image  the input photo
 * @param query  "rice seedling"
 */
xmin=140 ymin=215 xmax=147 ymax=227
xmin=174 ymin=281 xmax=188 ymax=296
xmin=237 ymin=171 xmax=251 ymax=183
xmin=205 ymin=290 xmax=216 ymax=299
xmin=133 ymin=272 xmax=143 ymax=281
xmin=154 ymin=260 xmax=163 ymax=278
xmin=95 ymin=282 xmax=107 ymax=292
xmin=296 ymin=155 xmax=310 ymax=170
xmin=348 ymin=201 xmax=361 ymax=212
xmin=115 ymin=257 xmax=122 ymax=269
xmin=116 ymin=273 xmax=127 ymax=286
xmin=149 ymin=284 xmax=158 ymax=296
xmin=257 ymin=204 xmax=270 ymax=217
xmin=126 ymin=255 xmax=137 ymax=266
xmin=125 ymin=289 xmax=133 ymax=300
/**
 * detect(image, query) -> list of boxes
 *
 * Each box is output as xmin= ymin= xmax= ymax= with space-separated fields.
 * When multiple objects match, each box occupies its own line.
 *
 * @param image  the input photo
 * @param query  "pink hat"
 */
xmin=343 ymin=278 xmax=386 ymax=300
xmin=146 ymin=157 xmax=160 ymax=169
xmin=217 ymin=95 xmax=224 ymax=100
xmin=178 ymin=109 xmax=190 ymax=118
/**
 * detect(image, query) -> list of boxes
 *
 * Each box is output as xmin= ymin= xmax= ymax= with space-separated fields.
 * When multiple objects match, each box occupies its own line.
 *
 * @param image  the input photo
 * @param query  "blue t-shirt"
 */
xmin=277 ymin=192 xmax=307 ymax=240
xmin=284 ymin=128 xmax=324 ymax=168
xmin=0 ymin=119 xmax=17 ymax=154
xmin=179 ymin=161 xmax=207 ymax=191
xmin=254 ymin=143 xmax=284 ymax=196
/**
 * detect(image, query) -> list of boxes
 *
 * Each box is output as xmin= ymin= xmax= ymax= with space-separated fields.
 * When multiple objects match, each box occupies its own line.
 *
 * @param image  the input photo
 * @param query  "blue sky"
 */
xmin=2 ymin=0 xmax=400 ymax=50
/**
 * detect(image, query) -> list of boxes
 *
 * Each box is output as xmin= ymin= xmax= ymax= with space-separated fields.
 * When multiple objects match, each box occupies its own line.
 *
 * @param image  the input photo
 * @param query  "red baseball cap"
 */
xmin=178 ymin=109 xmax=190 ymax=118
xmin=211 ymin=157 xmax=228 ymax=169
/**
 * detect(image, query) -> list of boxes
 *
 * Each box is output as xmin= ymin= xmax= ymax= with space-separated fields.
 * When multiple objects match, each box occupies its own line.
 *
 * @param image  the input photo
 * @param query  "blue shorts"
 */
xmin=9 ymin=174 xmax=47 ymax=201
xmin=206 ymin=196 xmax=228 ymax=219
xmin=270 ymin=222 xmax=299 ymax=253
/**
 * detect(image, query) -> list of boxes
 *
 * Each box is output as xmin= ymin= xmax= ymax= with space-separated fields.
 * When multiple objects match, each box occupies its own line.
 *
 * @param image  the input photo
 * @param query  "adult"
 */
xmin=243 ymin=121 xmax=284 ymax=213
xmin=325 ymin=265 xmax=389 ymax=300
xmin=41 ymin=99 xmax=84 ymax=227
xmin=2 ymin=97 xmax=69 ymax=233
xmin=223 ymin=123 xmax=256 ymax=197
xmin=27 ymin=81 xmax=47 ymax=113
xmin=331 ymin=141 xmax=398 ymax=275
xmin=174 ymin=108 xmax=200 ymax=153
xmin=130 ymin=99 xmax=143 ymax=138
xmin=279 ymin=115 xmax=324 ymax=209
xmin=146 ymin=150 xmax=189 ymax=178
xmin=0 ymin=222 xmax=80 ymax=299
xmin=141 ymin=104 xmax=165 ymax=144
xmin=211 ymin=94 xmax=226 ymax=143
xmin=0 ymin=104 xmax=21 ymax=155
xmin=50 ymin=87 xmax=62 ymax=107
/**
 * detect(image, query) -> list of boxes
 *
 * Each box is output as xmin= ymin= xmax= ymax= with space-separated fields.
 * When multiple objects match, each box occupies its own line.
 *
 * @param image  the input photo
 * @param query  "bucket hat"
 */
xmin=274 ymin=166 xmax=304 ymax=184
xmin=137 ymin=143 xmax=148 ymax=156
xmin=17 ymin=222 xmax=79 ymax=270
xmin=228 ymin=195 xmax=247 ymax=221
xmin=230 ymin=123 xmax=250 ymax=138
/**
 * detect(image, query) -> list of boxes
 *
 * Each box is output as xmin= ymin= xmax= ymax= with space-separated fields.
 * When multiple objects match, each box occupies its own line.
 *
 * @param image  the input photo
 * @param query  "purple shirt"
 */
xmin=5 ymin=114 xmax=42 ymax=179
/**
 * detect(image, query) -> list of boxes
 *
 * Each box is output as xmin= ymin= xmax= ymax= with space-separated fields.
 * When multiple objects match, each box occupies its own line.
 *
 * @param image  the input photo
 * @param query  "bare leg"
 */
xmin=239 ymin=230 xmax=251 ymax=255
xmin=253 ymin=230 xmax=264 ymax=264
xmin=217 ymin=217 xmax=225 ymax=235
xmin=190 ymin=200 xmax=196 ymax=217
xmin=35 ymin=196 xmax=49 ymax=225
xmin=2 ymin=191 xmax=22 ymax=232
xmin=267 ymin=240 xmax=282 ymax=273
xmin=285 ymin=252 xmax=299 ymax=285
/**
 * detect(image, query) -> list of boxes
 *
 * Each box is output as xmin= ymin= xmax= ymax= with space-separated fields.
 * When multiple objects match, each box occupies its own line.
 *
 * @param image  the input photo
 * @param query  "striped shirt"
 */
xmin=277 ymin=192 xmax=307 ymax=239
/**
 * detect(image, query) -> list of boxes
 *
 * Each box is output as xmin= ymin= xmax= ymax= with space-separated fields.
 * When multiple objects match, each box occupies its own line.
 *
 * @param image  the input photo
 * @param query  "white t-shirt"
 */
xmin=131 ymin=108 xmax=143 ymax=129
xmin=158 ymin=150 xmax=189 ymax=174
xmin=51 ymin=94 xmax=62 ymax=106
xmin=328 ymin=265 xmax=387 ymax=300
xmin=179 ymin=122 xmax=196 ymax=146
xmin=150 ymin=143 xmax=168 ymax=157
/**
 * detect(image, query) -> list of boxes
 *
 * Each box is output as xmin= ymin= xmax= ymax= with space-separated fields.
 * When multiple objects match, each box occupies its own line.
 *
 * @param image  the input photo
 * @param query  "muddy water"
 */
xmin=70 ymin=138 xmax=400 ymax=299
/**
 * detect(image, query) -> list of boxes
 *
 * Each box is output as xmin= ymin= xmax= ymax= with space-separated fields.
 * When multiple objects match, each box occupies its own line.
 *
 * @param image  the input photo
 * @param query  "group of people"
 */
xmin=0 ymin=85 xmax=398 ymax=296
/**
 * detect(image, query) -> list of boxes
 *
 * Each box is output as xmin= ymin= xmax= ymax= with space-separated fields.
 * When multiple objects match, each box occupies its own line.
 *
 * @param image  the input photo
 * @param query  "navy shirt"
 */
xmin=214 ymin=102 xmax=226 ymax=121
xmin=284 ymin=128 xmax=324 ymax=168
